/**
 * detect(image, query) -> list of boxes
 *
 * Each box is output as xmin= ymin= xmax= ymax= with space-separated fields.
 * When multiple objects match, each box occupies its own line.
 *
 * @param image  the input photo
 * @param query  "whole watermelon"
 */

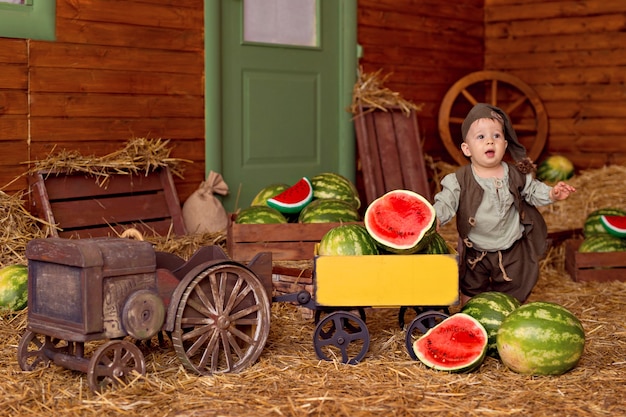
xmin=250 ymin=183 xmax=290 ymax=206
xmin=419 ymin=232 xmax=451 ymax=254
xmin=497 ymin=301 xmax=585 ymax=375
xmin=578 ymin=235 xmax=626 ymax=253
xmin=0 ymin=264 xmax=28 ymax=311
xmin=310 ymin=172 xmax=361 ymax=209
xmin=298 ymin=198 xmax=360 ymax=223
xmin=536 ymin=155 xmax=574 ymax=183
xmin=461 ymin=291 xmax=521 ymax=357
xmin=318 ymin=224 xmax=379 ymax=256
xmin=235 ymin=206 xmax=287 ymax=224
xmin=583 ymin=208 xmax=626 ymax=237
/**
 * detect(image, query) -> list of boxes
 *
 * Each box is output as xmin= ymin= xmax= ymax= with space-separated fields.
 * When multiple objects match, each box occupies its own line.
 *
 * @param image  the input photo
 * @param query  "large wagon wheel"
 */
xmin=404 ymin=310 xmax=449 ymax=361
xmin=171 ymin=263 xmax=271 ymax=375
xmin=438 ymin=71 xmax=548 ymax=166
xmin=87 ymin=340 xmax=146 ymax=393
xmin=313 ymin=311 xmax=370 ymax=365
xmin=17 ymin=330 xmax=72 ymax=371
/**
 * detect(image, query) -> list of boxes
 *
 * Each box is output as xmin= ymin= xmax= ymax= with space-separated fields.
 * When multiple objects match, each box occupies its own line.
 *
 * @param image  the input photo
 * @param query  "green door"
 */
xmin=213 ymin=0 xmax=357 ymax=212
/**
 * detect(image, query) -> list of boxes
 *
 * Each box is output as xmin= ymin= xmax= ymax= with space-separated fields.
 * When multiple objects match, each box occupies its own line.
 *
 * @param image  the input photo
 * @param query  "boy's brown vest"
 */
xmin=455 ymin=164 xmax=548 ymax=275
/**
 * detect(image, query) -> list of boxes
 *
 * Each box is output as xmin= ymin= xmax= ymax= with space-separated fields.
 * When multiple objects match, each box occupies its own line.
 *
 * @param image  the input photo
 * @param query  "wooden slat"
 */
xmin=29 ymin=168 xmax=186 ymax=238
xmin=354 ymin=106 xmax=431 ymax=205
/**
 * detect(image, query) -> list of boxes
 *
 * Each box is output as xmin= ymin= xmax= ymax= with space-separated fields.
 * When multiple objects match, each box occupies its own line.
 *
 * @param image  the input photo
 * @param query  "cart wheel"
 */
xmin=404 ymin=310 xmax=449 ymax=360
xmin=87 ymin=340 xmax=146 ymax=393
xmin=313 ymin=311 xmax=370 ymax=365
xmin=438 ymin=70 xmax=547 ymax=166
xmin=122 ymin=289 xmax=166 ymax=341
xmin=17 ymin=330 xmax=70 ymax=371
xmin=171 ymin=263 xmax=271 ymax=375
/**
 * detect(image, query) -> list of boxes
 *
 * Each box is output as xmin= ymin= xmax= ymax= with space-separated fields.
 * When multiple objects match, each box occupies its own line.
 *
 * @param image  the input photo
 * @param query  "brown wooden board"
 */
xmin=29 ymin=167 xmax=186 ymax=238
xmin=564 ymin=239 xmax=626 ymax=283
xmin=354 ymin=105 xmax=432 ymax=206
xmin=227 ymin=214 xmax=363 ymax=262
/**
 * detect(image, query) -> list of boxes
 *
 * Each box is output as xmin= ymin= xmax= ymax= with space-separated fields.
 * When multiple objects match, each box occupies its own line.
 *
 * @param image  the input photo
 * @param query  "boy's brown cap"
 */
xmin=461 ymin=103 xmax=535 ymax=174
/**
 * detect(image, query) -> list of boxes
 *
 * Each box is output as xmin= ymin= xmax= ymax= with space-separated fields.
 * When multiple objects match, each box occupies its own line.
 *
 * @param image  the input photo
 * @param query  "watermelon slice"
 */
xmin=412 ymin=313 xmax=488 ymax=373
xmin=364 ymin=189 xmax=436 ymax=254
xmin=600 ymin=215 xmax=626 ymax=238
xmin=267 ymin=177 xmax=314 ymax=214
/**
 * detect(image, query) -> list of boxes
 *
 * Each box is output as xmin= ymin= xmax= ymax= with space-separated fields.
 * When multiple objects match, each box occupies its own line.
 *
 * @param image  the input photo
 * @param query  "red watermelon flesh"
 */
xmin=413 ymin=313 xmax=488 ymax=372
xmin=267 ymin=177 xmax=314 ymax=214
xmin=364 ymin=189 xmax=436 ymax=254
xmin=600 ymin=215 xmax=626 ymax=238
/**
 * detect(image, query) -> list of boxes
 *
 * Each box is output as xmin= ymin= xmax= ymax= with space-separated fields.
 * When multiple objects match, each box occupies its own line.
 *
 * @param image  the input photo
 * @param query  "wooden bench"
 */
xmin=354 ymin=105 xmax=432 ymax=204
xmin=29 ymin=167 xmax=186 ymax=238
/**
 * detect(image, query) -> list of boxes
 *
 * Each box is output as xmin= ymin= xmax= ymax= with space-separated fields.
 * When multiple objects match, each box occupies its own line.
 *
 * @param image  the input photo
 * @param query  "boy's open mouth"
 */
xmin=485 ymin=150 xmax=495 ymax=157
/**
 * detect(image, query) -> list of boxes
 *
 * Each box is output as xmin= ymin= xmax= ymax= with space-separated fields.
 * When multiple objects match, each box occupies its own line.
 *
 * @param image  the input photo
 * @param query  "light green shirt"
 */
xmin=434 ymin=163 xmax=553 ymax=251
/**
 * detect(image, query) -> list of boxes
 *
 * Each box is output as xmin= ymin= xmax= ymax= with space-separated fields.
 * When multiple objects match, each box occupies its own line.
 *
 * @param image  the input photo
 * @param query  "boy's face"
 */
xmin=460 ymin=118 xmax=508 ymax=169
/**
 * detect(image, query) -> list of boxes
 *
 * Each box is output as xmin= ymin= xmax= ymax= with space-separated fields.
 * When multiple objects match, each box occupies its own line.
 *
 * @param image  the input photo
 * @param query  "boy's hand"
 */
xmin=550 ymin=181 xmax=576 ymax=201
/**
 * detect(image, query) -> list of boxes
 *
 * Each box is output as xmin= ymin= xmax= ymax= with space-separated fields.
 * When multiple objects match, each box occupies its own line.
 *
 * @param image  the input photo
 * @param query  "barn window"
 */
xmin=243 ymin=0 xmax=318 ymax=47
xmin=0 ymin=0 xmax=56 ymax=41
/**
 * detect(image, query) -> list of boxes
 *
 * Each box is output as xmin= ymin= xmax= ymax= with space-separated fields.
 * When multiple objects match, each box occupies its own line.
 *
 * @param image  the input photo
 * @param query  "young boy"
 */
xmin=434 ymin=103 xmax=575 ymax=304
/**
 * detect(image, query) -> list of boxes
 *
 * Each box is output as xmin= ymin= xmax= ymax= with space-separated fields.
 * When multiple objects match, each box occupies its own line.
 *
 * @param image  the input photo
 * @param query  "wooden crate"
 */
xmin=29 ymin=167 xmax=186 ymax=239
xmin=564 ymin=239 xmax=626 ymax=282
xmin=354 ymin=105 xmax=432 ymax=205
xmin=227 ymin=214 xmax=363 ymax=262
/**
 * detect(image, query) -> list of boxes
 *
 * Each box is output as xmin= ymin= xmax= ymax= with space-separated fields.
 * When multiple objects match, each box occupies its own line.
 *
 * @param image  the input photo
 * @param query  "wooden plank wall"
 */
xmin=357 ymin=0 xmax=484 ymax=163
xmin=0 ymin=0 xmax=205 ymax=202
xmin=485 ymin=0 xmax=626 ymax=169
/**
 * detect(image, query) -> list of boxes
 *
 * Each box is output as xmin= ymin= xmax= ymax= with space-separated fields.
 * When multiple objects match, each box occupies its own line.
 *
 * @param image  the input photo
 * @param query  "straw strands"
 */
xmin=350 ymin=68 xmax=424 ymax=116
xmin=0 ymin=164 xmax=624 ymax=416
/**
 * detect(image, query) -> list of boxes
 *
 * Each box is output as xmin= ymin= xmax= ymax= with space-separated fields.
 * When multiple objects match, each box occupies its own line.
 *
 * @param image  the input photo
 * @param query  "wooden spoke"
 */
xmin=87 ymin=340 xmax=145 ymax=393
xmin=171 ymin=263 xmax=270 ymax=375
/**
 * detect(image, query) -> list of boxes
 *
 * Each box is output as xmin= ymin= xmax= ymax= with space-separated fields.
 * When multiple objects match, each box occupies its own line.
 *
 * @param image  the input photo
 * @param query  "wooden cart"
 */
xmin=18 ymin=237 xmax=459 ymax=391
xmin=275 ymin=253 xmax=459 ymax=364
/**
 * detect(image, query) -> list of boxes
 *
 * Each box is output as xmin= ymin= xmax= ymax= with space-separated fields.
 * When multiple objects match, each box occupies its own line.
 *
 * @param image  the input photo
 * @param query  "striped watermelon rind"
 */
xmin=419 ymin=232 xmax=451 ymax=254
xmin=235 ymin=206 xmax=288 ymax=224
xmin=599 ymin=215 xmax=626 ymax=238
xmin=298 ymin=199 xmax=361 ymax=224
xmin=310 ymin=172 xmax=361 ymax=209
xmin=318 ymin=224 xmax=379 ymax=256
xmin=583 ymin=208 xmax=626 ymax=237
xmin=460 ymin=291 xmax=521 ymax=357
xmin=250 ymin=183 xmax=290 ymax=206
xmin=364 ymin=189 xmax=436 ymax=254
xmin=496 ymin=301 xmax=585 ymax=375
xmin=578 ymin=235 xmax=626 ymax=253
xmin=0 ymin=264 xmax=28 ymax=312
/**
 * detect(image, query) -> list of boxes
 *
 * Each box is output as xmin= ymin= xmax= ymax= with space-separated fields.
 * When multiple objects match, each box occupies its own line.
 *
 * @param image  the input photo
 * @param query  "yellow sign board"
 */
xmin=314 ymin=254 xmax=459 ymax=308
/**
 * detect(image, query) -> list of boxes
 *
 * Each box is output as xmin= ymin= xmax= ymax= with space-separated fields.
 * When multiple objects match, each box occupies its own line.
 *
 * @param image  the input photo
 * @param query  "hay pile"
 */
xmin=21 ymin=137 xmax=190 ymax=185
xmin=350 ymin=68 xmax=424 ymax=116
xmin=0 ymin=165 xmax=625 ymax=416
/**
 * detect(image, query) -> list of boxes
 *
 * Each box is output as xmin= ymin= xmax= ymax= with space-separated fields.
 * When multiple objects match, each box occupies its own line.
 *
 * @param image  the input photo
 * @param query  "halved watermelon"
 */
xmin=413 ymin=313 xmax=488 ymax=373
xmin=364 ymin=189 xmax=436 ymax=254
xmin=599 ymin=215 xmax=626 ymax=238
xmin=267 ymin=177 xmax=313 ymax=214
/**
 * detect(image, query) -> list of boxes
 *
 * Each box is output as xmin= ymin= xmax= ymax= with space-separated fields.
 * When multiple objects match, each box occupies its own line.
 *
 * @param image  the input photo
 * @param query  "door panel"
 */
xmin=220 ymin=0 xmax=356 ymax=212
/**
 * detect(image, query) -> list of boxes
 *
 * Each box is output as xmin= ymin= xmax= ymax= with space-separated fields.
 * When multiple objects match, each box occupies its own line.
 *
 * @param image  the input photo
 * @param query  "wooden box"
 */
xmin=227 ymin=214 xmax=363 ymax=262
xmin=29 ymin=167 xmax=186 ymax=238
xmin=564 ymin=239 xmax=626 ymax=282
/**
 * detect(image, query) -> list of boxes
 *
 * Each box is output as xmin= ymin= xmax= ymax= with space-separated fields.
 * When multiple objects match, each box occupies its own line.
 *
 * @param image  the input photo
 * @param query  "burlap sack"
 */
xmin=182 ymin=171 xmax=229 ymax=234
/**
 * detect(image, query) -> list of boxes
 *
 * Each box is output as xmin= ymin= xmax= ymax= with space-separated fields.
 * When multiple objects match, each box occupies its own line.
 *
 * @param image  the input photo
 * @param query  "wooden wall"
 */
xmin=0 ymin=0 xmax=206 ymax=201
xmin=357 ymin=0 xmax=484 ymax=164
xmin=485 ymin=0 xmax=626 ymax=169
